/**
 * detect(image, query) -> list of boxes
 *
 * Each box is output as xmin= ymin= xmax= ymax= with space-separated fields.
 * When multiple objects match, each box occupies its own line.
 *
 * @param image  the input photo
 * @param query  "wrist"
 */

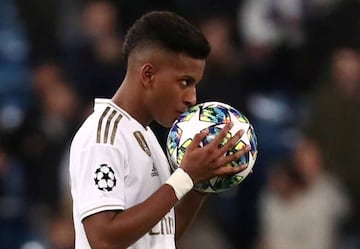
xmin=165 ymin=168 xmax=194 ymax=200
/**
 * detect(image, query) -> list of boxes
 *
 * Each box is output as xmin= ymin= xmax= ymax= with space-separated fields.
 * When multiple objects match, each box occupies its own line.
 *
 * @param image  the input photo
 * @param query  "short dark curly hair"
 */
xmin=122 ymin=11 xmax=210 ymax=64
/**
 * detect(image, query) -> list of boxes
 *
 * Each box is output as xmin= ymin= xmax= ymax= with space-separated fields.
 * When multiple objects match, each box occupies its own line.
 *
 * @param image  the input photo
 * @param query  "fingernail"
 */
xmin=201 ymin=128 xmax=208 ymax=133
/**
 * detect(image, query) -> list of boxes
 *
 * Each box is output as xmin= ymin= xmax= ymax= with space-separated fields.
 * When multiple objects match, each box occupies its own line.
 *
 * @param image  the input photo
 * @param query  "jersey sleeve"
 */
xmin=73 ymin=143 xmax=128 ymax=221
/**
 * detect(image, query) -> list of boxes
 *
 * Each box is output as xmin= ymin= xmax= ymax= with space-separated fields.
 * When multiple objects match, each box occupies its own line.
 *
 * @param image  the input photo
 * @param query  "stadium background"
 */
xmin=0 ymin=0 xmax=359 ymax=248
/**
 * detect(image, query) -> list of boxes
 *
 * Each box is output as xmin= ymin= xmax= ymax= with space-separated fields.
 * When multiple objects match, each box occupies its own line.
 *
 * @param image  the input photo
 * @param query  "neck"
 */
xmin=111 ymin=79 xmax=151 ymax=127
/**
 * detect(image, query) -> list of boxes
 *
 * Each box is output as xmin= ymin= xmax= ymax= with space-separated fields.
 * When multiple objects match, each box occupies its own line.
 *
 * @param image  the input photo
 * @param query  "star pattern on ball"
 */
xmin=176 ymin=107 xmax=214 ymax=146
xmin=94 ymin=164 xmax=117 ymax=191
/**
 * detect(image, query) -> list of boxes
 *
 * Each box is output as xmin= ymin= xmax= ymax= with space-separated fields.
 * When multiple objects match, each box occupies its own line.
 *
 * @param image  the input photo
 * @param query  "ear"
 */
xmin=140 ymin=64 xmax=154 ymax=88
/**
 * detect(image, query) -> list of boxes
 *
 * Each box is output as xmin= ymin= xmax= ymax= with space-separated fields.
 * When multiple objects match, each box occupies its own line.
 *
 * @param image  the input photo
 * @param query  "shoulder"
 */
xmin=95 ymin=104 xmax=126 ymax=146
xmin=72 ymin=99 xmax=134 ymax=149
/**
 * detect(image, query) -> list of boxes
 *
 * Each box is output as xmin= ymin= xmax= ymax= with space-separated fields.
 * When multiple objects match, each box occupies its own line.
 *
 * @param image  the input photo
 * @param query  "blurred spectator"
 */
xmin=176 ymin=204 xmax=235 ymax=249
xmin=13 ymin=61 xmax=80 ymax=245
xmin=305 ymin=47 xmax=360 ymax=247
xmin=197 ymin=14 xmax=245 ymax=106
xmin=60 ymin=0 xmax=125 ymax=107
xmin=256 ymin=138 xmax=349 ymax=249
xmin=0 ymin=0 xmax=31 ymax=136
xmin=304 ymin=0 xmax=360 ymax=81
xmin=0 ymin=141 xmax=29 ymax=249
xmin=47 ymin=212 xmax=75 ymax=249
xmin=174 ymin=0 xmax=240 ymax=23
xmin=116 ymin=0 xmax=178 ymax=30
xmin=57 ymin=0 xmax=83 ymax=48
xmin=237 ymin=0 xmax=342 ymax=94
xmin=17 ymin=0 xmax=59 ymax=59
xmin=238 ymin=0 xmax=338 ymax=59
xmin=293 ymin=139 xmax=350 ymax=249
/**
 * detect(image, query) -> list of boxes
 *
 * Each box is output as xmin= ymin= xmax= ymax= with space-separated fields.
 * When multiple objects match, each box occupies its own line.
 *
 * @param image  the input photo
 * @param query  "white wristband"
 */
xmin=165 ymin=168 xmax=194 ymax=200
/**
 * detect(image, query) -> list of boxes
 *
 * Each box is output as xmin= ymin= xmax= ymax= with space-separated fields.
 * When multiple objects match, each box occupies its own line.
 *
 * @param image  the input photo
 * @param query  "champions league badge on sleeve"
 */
xmin=94 ymin=164 xmax=117 ymax=191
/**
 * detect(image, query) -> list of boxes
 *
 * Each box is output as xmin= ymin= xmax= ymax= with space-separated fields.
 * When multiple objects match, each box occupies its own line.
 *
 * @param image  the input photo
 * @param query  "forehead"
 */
xmin=160 ymin=52 xmax=206 ymax=80
xmin=129 ymin=46 xmax=206 ymax=80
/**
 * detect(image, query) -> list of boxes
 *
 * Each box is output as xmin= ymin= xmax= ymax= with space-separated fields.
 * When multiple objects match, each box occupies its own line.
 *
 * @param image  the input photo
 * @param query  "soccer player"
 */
xmin=69 ymin=11 xmax=250 ymax=249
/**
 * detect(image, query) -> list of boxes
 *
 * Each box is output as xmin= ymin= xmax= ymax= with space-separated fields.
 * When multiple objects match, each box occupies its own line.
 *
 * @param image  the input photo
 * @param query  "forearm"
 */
xmin=174 ymin=189 xmax=208 ymax=240
xmin=83 ymin=184 xmax=178 ymax=249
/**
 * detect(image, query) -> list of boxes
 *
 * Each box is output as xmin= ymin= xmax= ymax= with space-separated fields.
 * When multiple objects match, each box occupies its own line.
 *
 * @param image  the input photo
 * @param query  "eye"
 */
xmin=181 ymin=80 xmax=190 ymax=87
xmin=181 ymin=78 xmax=194 ymax=87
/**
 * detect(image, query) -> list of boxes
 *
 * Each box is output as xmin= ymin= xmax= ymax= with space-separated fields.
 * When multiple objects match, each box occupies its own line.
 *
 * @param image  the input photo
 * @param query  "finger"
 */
xmin=215 ymin=144 xmax=251 ymax=168
xmin=231 ymin=163 xmax=248 ymax=174
xmin=217 ymin=129 xmax=244 ymax=156
xmin=187 ymin=128 xmax=209 ymax=150
xmin=210 ymin=122 xmax=233 ymax=148
xmin=214 ymin=163 xmax=248 ymax=177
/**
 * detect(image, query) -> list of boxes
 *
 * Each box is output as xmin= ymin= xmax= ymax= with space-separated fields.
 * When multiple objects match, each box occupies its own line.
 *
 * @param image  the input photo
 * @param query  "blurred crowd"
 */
xmin=0 ymin=0 xmax=359 ymax=249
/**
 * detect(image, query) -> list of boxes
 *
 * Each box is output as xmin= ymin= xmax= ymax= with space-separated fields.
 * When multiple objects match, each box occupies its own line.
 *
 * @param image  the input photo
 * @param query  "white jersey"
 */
xmin=69 ymin=98 xmax=175 ymax=249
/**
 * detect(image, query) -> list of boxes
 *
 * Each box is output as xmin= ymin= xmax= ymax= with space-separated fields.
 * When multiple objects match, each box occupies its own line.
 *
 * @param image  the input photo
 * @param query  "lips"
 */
xmin=178 ymin=108 xmax=188 ymax=114
xmin=174 ymin=110 xmax=185 ymax=121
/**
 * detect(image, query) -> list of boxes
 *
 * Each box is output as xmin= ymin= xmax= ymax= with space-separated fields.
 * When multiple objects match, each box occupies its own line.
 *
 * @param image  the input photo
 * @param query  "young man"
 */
xmin=69 ymin=11 xmax=250 ymax=249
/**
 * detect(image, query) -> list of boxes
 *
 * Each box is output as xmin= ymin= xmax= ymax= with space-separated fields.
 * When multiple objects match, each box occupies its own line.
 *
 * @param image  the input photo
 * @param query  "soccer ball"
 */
xmin=166 ymin=101 xmax=258 ymax=193
xmin=94 ymin=164 xmax=117 ymax=191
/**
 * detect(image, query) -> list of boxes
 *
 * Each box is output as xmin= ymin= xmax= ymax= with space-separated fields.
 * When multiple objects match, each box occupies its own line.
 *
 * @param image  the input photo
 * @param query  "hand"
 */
xmin=180 ymin=122 xmax=250 ymax=184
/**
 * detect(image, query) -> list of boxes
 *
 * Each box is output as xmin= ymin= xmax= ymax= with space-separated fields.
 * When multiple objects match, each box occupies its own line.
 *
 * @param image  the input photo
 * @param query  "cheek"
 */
xmin=157 ymin=90 xmax=178 ymax=114
xmin=150 ymin=88 xmax=171 ymax=110
xmin=153 ymin=89 xmax=181 ymax=126
xmin=158 ymin=83 xmax=181 ymax=102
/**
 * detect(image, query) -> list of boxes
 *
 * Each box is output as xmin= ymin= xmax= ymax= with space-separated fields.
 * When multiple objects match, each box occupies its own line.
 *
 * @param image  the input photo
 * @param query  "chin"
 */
xmin=157 ymin=119 xmax=175 ymax=128
xmin=163 ymin=121 xmax=174 ymax=128
xmin=154 ymin=112 xmax=178 ymax=128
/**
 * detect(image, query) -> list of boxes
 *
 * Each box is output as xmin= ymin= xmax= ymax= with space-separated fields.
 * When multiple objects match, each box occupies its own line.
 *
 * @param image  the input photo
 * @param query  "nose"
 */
xmin=184 ymin=86 xmax=197 ymax=107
